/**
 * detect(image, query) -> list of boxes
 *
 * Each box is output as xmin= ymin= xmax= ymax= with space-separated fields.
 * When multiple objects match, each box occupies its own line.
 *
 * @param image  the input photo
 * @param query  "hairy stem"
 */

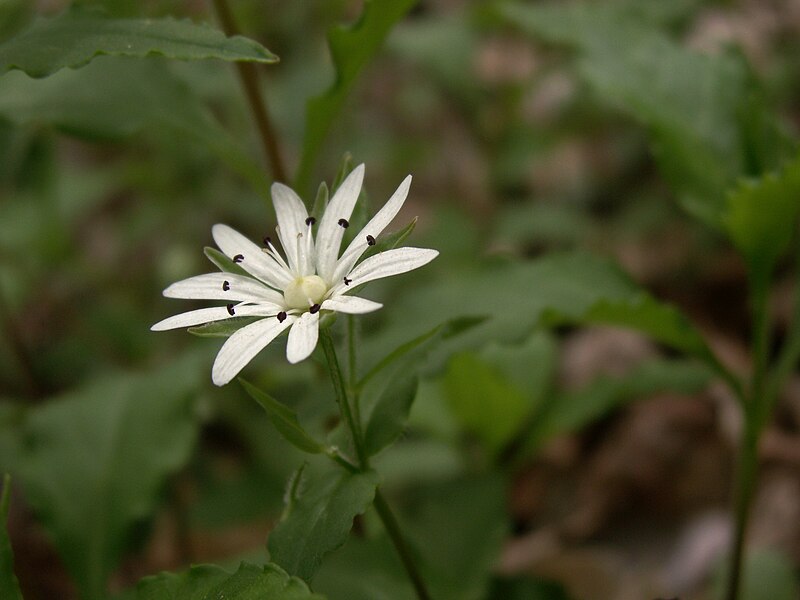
xmin=211 ymin=0 xmax=288 ymax=183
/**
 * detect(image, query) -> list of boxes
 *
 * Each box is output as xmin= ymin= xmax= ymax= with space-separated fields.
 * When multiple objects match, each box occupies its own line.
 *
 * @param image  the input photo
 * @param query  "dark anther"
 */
xmin=222 ymin=280 xmax=230 ymax=291
xmin=337 ymin=218 xmax=349 ymax=228
xmin=366 ymin=235 xmax=376 ymax=246
xmin=310 ymin=304 xmax=321 ymax=314
xmin=305 ymin=216 xmax=316 ymax=226
xmin=277 ymin=311 xmax=287 ymax=323
xmin=226 ymin=303 xmax=236 ymax=316
xmin=343 ymin=277 xmax=352 ymax=286
xmin=233 ymin=254 xmax=244 ymax=263
xmin=263 ymin=236 xmax=271 ymax=246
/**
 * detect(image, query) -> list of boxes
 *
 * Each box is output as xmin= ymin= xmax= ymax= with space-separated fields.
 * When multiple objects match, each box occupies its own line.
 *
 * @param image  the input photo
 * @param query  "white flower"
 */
xmin=152 ymin=164 xmax=438 ymax=386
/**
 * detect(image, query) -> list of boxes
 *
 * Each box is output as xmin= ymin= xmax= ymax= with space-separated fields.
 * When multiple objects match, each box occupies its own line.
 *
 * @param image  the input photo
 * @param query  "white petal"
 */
xmin=331 ymin=175 xmax=411 ymax=285
xmin=286 ymin=311 xmax=320 ymax=364
xmin=163 ymin=273 xmax=284 ymax=305
xmin=212 ymin=315 xmax=296 ymax=386
xmin=212 ymin=224 xmax=292 ymax=289
xmin=315 ymin=164 xmax=365 ymax=282
xmin=322 ymin=295 xmax=383 ymax=314
xmin=151 ymin=304 xmax=277 ymax=331
xmin=329 ymin=247 xmax=439 ymax=295
xmin=271 ymin=183 xmax=309 ymax=274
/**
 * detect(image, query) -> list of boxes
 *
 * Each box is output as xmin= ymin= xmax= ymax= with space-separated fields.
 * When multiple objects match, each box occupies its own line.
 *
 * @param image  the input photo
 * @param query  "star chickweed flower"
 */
xmin=152 ymin=165 xmax=438 ymax=386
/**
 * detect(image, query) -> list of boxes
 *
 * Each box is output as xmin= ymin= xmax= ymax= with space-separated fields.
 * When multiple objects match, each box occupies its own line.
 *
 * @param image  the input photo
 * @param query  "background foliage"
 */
xmin=1 ymin=0 xmax=800 ymax=599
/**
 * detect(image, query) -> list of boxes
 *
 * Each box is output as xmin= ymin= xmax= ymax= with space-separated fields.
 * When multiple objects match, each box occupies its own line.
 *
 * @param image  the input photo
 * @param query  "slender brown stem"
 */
xmin=211 ymin=0 xmax=288 ymax=183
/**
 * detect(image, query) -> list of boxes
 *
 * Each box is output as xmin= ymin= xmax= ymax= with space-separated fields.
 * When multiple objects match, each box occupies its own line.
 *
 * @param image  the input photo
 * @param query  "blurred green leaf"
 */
xmin=0 ymin=58 xmax=266 ymax=190
xmin=137 ymin=562 xmax=325 ymax=600
xmin=363 ymin=376 xmax=418 ymax=457
xmin=17 ymin=357 xmax=203 ymax=600
xmin=0 ymin=0 xmax=33 ymax=44
xmin=359 ymin=318 xmax=484 ymax=457
xmin=442 ymin=332 xmax=556 ymax=454
xmin=542 ymin=293 xmax=716 ymax=366
xmin=408 ymin=475 xmax=508 ymax=600
xmin=525 ymin=358 xmax=712 ymax=453
xmin=312 ymin=534 xmax=415 ymax=600
xmin=296 ymin=0 xmax=418 ymax=189
xmin=0 ymin=475 xmax=23 ymax=600
xmin=240 ymin=379 xmax=324 ymax=454
xmin=369 ymin=252 xmax=718 ymax=378
xmin=501 ymin=1 xmax=795 ymax=228
xmin=443 ymin=353 xmax=530 ymax=453
xmin=269 ymin=468 xmax=380 ymax=582
xmin=0 ymin=7 xmax=277 ymax=78
xmin=724 ymin=155 xmax=800 ymax=283
xmin=714 ymin=549 xmax=800 ymax=600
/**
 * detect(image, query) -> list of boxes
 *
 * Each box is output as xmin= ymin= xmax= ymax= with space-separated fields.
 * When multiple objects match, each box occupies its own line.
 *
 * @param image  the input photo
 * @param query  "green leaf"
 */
xmin=363 ymin=376 xmax=418 ymax=457
xmin=714 ymin=549 xmax=800 ymax=600
xmin=137 ymin=562 xmax=325 ymax=600
xmin=542 ymin=293 xmax=715 ymax=364
xmin=0 ymin=58 xmax=266 ymax=190
xmin=359 ymin=318 xmax=484 ymax=457
xmin=0 ymin=7 xmax=277 ymax=78
xmin=442 ymin=332 xmax=556 ymax=455
xmin=269 ymin=468 xmax=380 ymax=582
xmin=17 ymin=356 xmax=202 ymax=600
xmin=489 ymin=576 xmax=571 ymax=600
xmin=369 ymin=252 xmax=719 ymax=379
xmin=500 ymin=1 xmax=794 ymax=228
xmin=0 ymin=475 xmax=23 ymax=600
xmin=408 ymin=475 xmax=508 ymax=600
xmin=240 ymin=379 xmax=324 ymax=454
xmin=724 ymin=155 xmax=800 ymax=281
xmin=525 ymin=359 xmax=712 ymax=453
xmin=295 ymin=0 xmax=418 ymax=189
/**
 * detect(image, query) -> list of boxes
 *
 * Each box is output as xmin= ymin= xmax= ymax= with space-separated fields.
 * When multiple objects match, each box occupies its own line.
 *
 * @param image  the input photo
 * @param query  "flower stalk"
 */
xmin=320 ymin=327 xmax=432 ymax=600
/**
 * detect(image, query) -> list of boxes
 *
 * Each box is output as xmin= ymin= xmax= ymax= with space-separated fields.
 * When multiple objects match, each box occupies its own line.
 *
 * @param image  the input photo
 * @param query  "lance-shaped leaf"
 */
xmin=17 ymin=356 xmax=202 ymax=600
xmin=0 ymin=7 xmax=277 ymax=78
xmin=269 ymin=468 xmax=380 ymax=582
xmin=296 ymin=0 xmax=417 ymax=189
xmin=137 ymin=562 xmax=325 ymax=600
xmin=0 ymin=475 xmax=23 ymax=600
xmin=240 ymin=379 xmax=324 ymax=454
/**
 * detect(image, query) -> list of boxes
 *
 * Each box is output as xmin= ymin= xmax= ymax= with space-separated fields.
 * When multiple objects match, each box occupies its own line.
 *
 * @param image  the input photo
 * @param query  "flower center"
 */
xmin=283 ymin=275 xmax=327 ymax=310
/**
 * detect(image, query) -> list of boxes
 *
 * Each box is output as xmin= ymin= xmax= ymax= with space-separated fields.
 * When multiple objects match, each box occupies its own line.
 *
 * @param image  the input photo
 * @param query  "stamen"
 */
xmin=277 ymin=311 xmax=287 ymax=323
xmin=226 ymin=303 xmax=236 ymax=316
xmin=310 ymin=304 xmax=321 ymax=314
xmin=338 ymin=218 xmax=349 ymax=228
xmin=222 ymin=280 xmax=230 ymax=291
xmin=305 ymin=216 xmax=316 ymax=226
xmin=263 ymin=236 xmax=271 ymax=246
xmin=366 ymin=235 xmax=376 ymax=246
xmin=233 ymin=254 xmax=244 ymax=263
xmin=343 ymin=277 xmax=352 ymax=286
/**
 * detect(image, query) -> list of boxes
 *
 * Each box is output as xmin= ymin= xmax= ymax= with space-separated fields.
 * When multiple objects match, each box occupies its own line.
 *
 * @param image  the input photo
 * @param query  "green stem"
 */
xmin=319 ymin=327 xmax=432 ymax=600
xmin=374 ymin=490 xmax=432 ymax=600
xmin=725 ymin=274 xmax=770 ymax=600
xmin=320 ymin=327 xmax=368 ymax=469
xmin=211 ymin=0 xmax=288 ymax=183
